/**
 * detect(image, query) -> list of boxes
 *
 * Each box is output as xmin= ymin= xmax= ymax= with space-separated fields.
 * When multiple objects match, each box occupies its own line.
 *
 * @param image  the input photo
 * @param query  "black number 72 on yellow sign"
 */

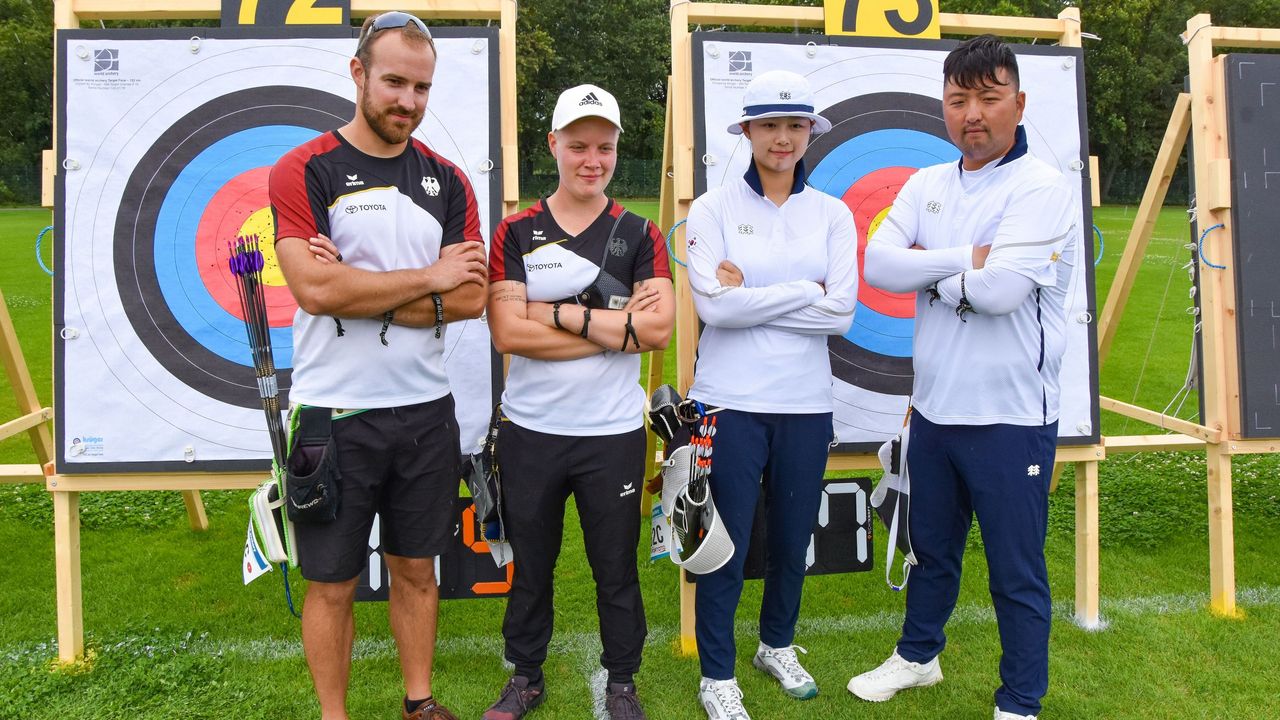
xmin=222 ymin=0 xmax=350 ymax=27
xmin=825 ymin=0 xmax=940 ymax=39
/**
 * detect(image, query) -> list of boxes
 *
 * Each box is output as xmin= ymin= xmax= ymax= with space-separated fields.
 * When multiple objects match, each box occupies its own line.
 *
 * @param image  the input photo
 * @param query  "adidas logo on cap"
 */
xmin=579 ymin=92 xmax=602 ymax=106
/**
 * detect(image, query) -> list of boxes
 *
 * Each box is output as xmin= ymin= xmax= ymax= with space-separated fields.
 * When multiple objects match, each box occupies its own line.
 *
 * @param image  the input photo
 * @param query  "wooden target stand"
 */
xmin=38 ymin=0 xmax=521 ymax=665
xmin=649 ymin=2 xmax=1105 ymax=655
xmin=1096 ymin=14 xmax=1280 ymax=618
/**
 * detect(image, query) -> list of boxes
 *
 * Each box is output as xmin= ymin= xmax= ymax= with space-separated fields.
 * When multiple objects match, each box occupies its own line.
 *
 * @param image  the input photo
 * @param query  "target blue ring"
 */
xmin=154 ymin=125 xmax=318 ymax=367
xmin=847 ymin=304 xmax=913 ymax=357
xmin=809 ymin=128 xmax=959 ymax=198
xmin=809 ymin=129 xmax=960 ymax=354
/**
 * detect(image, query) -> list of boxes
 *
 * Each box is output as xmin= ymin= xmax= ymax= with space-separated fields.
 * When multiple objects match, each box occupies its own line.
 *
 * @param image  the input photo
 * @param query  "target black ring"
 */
xmin=808 ymin=92 xmax=953 ymax=396
xmin=114 ymin=86 xmax=353 ymax=409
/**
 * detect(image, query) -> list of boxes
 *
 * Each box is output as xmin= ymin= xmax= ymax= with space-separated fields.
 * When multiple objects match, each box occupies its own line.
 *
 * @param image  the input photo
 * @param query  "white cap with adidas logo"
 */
xmin=551 ymin=83 xmax=624 ymax=133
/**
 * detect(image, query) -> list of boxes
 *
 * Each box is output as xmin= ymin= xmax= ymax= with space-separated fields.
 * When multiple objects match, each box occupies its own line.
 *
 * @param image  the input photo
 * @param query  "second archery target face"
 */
xmin=57 ymin=29 xmax=501 ymax=471
xmin=693 ymin=35 xmax=1099 ymax=451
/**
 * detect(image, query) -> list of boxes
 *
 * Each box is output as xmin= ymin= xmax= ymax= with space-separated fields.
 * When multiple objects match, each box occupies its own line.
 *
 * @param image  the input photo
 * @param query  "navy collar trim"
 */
xmin=744 ymin=158 xmax=808 ymax=198
xmin=958 ymin=125 xmax=1028 ymax=174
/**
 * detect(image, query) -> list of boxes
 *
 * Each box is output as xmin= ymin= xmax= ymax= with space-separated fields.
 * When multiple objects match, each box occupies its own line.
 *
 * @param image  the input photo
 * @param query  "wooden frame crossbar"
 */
xmin=660 ymin=2 xmax=1102 ymax=654
xmin=44 ymin=0 xmax=521 ymax=664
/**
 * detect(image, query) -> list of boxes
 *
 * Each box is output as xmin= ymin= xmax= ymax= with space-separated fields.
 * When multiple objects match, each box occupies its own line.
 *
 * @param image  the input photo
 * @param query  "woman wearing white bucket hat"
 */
xmin=682 ymin=69 xmax=857 ymax=719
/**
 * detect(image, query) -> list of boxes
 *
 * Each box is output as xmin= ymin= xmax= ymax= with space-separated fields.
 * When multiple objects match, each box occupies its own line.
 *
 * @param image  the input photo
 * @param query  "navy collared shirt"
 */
xmin=744 ymin=157 xmax=808 ymax=197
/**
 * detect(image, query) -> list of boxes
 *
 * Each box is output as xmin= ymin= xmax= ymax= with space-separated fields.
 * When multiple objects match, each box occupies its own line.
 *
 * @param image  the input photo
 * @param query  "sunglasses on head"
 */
xmin=356 ymin=11 xmax=431 ymax=56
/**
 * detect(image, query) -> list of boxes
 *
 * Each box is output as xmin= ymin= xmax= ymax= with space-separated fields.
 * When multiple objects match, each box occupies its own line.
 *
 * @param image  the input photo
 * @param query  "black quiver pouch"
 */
xmin=286 ymin=406 xmax=341 ymax=524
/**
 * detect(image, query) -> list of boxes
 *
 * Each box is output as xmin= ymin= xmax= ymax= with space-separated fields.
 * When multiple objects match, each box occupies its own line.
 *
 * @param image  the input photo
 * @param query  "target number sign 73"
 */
xmin=222 ymin=0 xmax=350 ymax=27
xmin=824 ymin=0 xmax=940 ymax=39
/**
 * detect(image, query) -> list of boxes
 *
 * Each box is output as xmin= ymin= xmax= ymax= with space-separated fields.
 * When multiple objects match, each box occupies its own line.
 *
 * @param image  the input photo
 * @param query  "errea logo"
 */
xmin=345 ymin=173 xmax=365 ymax=188
xmin=421 ymin=176 xmax=440 ymax=196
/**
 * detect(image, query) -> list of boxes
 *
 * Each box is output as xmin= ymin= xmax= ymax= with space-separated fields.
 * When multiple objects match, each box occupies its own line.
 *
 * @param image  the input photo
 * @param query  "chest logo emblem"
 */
xmin=608 ymin=236 xmax=628 ymax=257
xmin=345 ymin=173 xmax=364 ymax=188
xmin=926 ymin=201 xmax=942 ymax=214
xmin=737 ymin=224 xmax=754 ymax=235
xmin=421 ymin=176 xmax=440 ymax=197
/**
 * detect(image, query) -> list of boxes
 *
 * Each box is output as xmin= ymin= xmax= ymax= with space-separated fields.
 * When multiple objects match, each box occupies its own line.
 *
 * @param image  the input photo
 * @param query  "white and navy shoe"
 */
xmin=698 ymin=677 xmax=750 ymax=720
xmin=847 ymin=649 xmax=942 ymax=702
xmin=751 ymin=643 xmax=818 ymax=700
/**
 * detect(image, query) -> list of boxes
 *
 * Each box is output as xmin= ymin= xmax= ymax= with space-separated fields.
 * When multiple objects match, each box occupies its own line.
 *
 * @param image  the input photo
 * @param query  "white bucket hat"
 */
xmin=728 ymin=70 xmax=831 ymax=135
xmin=551 ymin=83 xmax=624 ymax=132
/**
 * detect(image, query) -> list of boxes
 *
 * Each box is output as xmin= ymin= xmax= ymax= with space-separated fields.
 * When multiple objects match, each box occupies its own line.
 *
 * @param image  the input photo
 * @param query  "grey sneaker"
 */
xmin=847 ymin=649 xmax=942 ymax=702
xmin=604 ymin=682 xmax=647 ymax=720
xmin=752 ymin=643 xmax=818 ymax=700
xmin=699 ymin=677 xmax=750 ymax=720
xmin=482 ymin=676 xmax=545 ymax=720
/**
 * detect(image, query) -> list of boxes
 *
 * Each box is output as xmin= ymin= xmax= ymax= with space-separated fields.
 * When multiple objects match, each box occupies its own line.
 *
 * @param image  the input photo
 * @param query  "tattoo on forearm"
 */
xmin=495 ymin=293 xmax=525 ymax=303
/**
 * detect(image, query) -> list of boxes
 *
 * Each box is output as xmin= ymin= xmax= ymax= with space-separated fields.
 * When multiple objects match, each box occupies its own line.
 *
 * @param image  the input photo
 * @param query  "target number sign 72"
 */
xmin=825 ymin=0 xmax=940 ymax=39
xmin=222 ymin=0 xmax=350 ymax=27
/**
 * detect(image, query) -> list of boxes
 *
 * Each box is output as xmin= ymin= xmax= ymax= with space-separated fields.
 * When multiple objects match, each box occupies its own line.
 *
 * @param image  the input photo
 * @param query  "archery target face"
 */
xmin=695 ymin=36 xmax=1098 ymax=450
xmin=57 ymin=30 xmax=500 ymax=471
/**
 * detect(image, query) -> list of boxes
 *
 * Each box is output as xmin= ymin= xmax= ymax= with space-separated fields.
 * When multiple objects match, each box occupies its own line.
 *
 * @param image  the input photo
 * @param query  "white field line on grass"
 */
xmin=12 ymin=585 xmax=1280 ymax=673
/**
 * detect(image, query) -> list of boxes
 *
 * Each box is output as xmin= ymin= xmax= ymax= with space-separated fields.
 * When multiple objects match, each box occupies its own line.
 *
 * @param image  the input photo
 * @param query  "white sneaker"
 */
xmin=995 ymin=707 xmax=1037 ymax=720
xmin=752 ymin=643 xmax=818 ymax=700
xmin=699 ymin=677 xmax=750 ymax=720
xmin=846 ymin=649 xmax=943 ymax=702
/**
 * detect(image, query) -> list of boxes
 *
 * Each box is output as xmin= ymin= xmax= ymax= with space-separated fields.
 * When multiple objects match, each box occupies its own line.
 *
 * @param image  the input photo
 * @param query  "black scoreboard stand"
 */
xmin=359 ymin=497 xmax=514 ymax=602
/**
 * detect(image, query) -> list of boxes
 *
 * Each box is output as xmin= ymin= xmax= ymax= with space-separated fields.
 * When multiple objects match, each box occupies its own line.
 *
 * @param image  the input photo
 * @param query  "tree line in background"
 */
xmin=1 ymin=0 xmax=1278 ymax=204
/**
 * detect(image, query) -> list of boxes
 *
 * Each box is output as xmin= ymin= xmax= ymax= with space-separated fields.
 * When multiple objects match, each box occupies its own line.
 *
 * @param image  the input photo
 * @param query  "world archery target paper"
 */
xmin=56 ymin=28 xmax=501 ymax=472
xmin=693 ymin=34 xmax=1100 ymax=452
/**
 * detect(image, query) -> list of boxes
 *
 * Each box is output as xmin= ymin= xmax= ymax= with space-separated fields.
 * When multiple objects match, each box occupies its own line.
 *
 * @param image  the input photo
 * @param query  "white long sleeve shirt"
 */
xmin=863 ymin=127 xmax=1077 ymax=426
xmin=686 ymin=161 xmax=858 ymax=413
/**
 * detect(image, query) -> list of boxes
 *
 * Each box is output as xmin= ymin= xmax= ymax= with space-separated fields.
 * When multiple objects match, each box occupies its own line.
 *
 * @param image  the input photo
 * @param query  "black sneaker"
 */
xmin=482 ymin=676 xmax=545 ymax=720
xmin=605 ymin=682 xmax=647 ymax=720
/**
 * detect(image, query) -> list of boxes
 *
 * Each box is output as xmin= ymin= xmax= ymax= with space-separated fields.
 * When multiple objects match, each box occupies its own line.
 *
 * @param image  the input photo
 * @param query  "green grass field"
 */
xmin=2 ymin=205 xmax=1279 ymax=719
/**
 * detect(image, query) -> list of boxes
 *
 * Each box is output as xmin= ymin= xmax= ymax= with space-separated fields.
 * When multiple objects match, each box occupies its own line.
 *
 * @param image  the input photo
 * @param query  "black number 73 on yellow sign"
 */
xmin=825 ymin=0 xmax=940 ymax=39
xmin=222 ymin=0 xmax=350 ymax=27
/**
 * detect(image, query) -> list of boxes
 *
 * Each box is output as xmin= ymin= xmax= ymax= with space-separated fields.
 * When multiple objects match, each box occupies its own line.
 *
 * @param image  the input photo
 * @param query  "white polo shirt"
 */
xmin=863 ymin=128 xmax=1077 ymax=426
xmin=270 ymin=132 xmax=484 ymax=410
xmin=686 ymin=161 xmax=858 ymax=413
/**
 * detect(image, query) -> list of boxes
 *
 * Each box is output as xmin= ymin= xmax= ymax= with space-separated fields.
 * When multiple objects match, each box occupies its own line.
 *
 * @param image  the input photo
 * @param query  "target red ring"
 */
xmin=195 ymin=166 xmax=297 ymax=327
xmin=842 ymin=165 xmax=917 ymax=319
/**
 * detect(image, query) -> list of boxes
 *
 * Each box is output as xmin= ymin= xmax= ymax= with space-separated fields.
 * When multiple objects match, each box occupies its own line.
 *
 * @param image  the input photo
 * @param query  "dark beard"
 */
xmin=361 ymin=94 xmax=420 ymax=146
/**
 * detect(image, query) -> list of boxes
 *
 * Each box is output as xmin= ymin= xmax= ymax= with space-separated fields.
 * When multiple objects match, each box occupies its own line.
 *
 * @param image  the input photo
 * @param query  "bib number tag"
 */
xmin=650 ymin=498 xmax=671 ymax=561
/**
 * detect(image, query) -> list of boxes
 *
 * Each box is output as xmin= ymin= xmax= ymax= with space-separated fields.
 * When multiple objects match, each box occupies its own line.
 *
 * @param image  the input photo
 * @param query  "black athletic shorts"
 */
xmin=295 ymin=394 xmax=461 ymax=583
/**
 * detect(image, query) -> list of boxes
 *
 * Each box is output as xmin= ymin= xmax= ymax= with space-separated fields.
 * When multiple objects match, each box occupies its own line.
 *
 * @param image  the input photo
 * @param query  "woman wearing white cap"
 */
xmin=682 ymin=69 xmax=857 ymax=719
xmin=482 ymin=84 xmax=675 ymax=720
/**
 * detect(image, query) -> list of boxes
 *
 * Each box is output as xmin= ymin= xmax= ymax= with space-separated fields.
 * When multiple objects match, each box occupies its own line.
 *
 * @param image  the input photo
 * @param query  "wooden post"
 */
xmin=54 ymin=489 xmax=83 ymax=663
xmin=1097 ymin=94 xmax=1192 ymax=366
xmin=498 ymin=0 xmax=519 ymax=218
xmin=1186 ymin=14 xmax=1240 ymax=617
xmin=0 ymin=288 xmax=54 ymax=467
xmin=1073 ymin=460 xmax=1100 ymax=628
xmin=181 ymin=490 xmax=210 ymax=531
xmin=668 ymin=0 xmax=699 ymax=656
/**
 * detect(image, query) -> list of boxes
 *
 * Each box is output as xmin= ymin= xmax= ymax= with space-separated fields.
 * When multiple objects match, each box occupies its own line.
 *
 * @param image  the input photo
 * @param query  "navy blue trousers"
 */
xmin=897 ymin=412 xmax=1057 ymax=716
xmin=693 ymin=410 xmax=833 ymax=680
